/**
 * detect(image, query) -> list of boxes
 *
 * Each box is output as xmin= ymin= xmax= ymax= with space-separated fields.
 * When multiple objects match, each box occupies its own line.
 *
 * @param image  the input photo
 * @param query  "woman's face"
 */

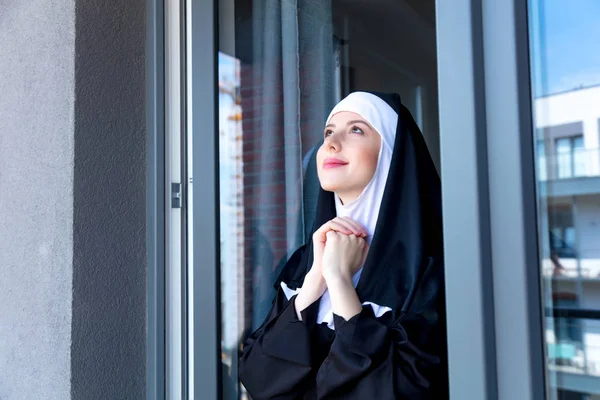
xmin=317 ymin=111 xmax=381 ymax=204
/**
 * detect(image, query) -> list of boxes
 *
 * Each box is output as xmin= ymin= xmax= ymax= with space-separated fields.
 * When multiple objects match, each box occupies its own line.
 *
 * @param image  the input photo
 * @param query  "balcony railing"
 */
xmin=543 ymin=258 xmax=600 ymax=280
xmin=538 ymin=148 xmax=600 ymax=181
xmin=545 ymin=308 xmax=600 ymax=381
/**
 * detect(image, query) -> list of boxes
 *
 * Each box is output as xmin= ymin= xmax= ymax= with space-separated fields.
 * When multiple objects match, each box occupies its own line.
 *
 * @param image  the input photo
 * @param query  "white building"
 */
xmin=536 ymin=85 xmax=600 ymax=392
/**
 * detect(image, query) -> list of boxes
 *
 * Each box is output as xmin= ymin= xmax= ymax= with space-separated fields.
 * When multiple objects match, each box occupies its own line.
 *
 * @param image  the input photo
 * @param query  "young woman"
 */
xmin=239 ymin=92 xmax=448 ymax=399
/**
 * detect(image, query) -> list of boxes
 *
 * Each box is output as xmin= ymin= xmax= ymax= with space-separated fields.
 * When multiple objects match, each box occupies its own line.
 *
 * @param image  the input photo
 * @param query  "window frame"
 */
xmin=153 ymin=0 xmax=554 ymax=398
xmin=438 ymin=0 xmax=547 ymax=398
xmin=187 ymin=0 xmax=221 ymax=399
xmin=146 ymin=0 xmax=167 ymax=398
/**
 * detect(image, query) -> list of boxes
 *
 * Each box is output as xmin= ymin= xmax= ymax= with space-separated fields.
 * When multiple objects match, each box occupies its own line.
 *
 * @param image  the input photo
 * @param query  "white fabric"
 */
xmin=328 ymin=91 xmax=398 ymax=245
xmin=280 ymin=281 xmax=392 ymax=330
xmin=282 ymin=92 xmax=398 ymax=330
xmin=280 ymin=281 xmax=301 ymax=301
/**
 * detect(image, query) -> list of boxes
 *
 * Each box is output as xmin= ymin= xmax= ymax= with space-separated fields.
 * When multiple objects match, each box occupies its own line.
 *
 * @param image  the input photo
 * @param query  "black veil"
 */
xmin=241 ymin=92 xmax=449 ymax=398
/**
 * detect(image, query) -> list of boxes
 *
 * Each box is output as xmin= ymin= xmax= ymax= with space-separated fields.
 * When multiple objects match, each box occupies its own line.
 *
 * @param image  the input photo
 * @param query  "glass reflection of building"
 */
xmin=218 ymin=53 xmax=245 ymax=390
xmin=536 ymin=85 xmax=600 ymax=380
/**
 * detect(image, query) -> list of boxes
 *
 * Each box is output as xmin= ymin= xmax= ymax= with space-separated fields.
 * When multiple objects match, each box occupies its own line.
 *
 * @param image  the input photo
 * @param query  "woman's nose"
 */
xmin=326 ymin=136 xmax=341 ymax=151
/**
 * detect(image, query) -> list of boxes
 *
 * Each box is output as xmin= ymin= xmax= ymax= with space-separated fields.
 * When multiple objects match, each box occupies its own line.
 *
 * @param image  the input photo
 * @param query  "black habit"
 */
xmin=239 ymin=92 xmax=448 ymax=399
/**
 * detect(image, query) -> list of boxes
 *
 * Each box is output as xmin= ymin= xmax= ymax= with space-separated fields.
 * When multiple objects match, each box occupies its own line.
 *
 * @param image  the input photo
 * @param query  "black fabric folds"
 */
xmin=239 ymin=92 xmax=448 ymax=399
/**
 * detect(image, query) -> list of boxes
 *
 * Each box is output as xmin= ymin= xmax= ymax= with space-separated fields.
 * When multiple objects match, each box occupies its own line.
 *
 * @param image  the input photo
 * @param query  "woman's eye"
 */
xmin=324 ymin=130 xmax=333 ymax=137
xmin=351 ymin=126 xmax=364 ymax=134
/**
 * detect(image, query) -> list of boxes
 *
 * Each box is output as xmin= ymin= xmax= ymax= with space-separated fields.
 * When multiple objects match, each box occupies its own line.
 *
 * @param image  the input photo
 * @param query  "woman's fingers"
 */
xmin=336 ymin=217 xmax=368 ymax=237
xmin=314 ymin=221 xmax=351 ymax=242
xmin=313 ymin=217 xmax=368 ymax=241
xmin=327 ymin=220 xmax=353 ymax=235
xmin=326 ymin=217 xmax=359 ymax=235
xmin=361 ymin=242 xmax=370 ymax=264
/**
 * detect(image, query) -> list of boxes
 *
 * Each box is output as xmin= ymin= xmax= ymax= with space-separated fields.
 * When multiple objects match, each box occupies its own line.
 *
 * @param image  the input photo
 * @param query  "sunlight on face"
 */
xmin=316 ymin=111 xmax=381 ymax=204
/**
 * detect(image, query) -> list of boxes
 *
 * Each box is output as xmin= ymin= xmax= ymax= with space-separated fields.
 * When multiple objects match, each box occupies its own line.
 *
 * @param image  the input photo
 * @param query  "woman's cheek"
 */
xmin=361 ymin=151 xmax=379 ymax=181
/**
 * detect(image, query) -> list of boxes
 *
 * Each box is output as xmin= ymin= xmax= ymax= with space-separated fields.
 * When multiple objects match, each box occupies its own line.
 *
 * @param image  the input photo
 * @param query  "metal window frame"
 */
xmin=436 ymin=1 xmax=498 ymax=398
xmin=438 ymin=0 xmax=547 ymax=398
xmin=152 ymin=0 xmax=554 ymax=398
xmin=188 ymin=0 xmax=221 ymax=399
xmin=146 ymin=0 xmax=166 ymax=398
xmin=165 ymin=0 xmax=188 ymax=397
xmin=483 ymin=0 xmax=546 ymax=398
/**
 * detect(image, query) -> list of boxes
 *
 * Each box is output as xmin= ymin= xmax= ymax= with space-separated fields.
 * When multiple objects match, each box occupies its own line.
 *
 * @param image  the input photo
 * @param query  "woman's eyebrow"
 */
xmin=324 ymin=120 xmax=369 ymax=129
xmin=346 ymin=120 xmax=369 ymax=126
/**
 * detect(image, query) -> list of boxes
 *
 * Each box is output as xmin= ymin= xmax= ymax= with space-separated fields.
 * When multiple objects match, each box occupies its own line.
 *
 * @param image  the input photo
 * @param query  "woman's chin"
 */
xmin=320 ymin=183 xmax=340 ymax=193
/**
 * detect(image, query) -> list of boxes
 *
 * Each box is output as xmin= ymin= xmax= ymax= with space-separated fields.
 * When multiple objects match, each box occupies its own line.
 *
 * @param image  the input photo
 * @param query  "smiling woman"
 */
xmin=239 ymin=92 xmax=448 ymax=399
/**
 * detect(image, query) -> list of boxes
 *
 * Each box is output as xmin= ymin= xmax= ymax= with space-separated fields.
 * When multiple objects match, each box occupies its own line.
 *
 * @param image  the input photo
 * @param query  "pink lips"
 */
xmin=323 ymin=157 xmax=348 ymax=169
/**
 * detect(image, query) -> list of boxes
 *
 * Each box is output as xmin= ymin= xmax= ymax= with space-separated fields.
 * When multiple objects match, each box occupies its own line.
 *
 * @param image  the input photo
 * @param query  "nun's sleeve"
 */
xmin=316 ymin=257 xmax=448 ymax=399
xmin=239 ymin=247 xmax=320 ymax=399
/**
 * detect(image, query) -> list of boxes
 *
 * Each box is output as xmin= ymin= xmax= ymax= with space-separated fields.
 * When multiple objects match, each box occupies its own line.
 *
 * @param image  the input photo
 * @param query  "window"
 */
xmin=215 ymin=0 xmax=439 ymax=398
xmin=537 ymin=140 xmax=548 ymax=181
xmin=555 ymin=135 xmax=584 ymax=179
xmin=528 ymin=0 xmax=600 ymax=397
xmin=551 ymin=296 xmax=582 ymax=346
xmin=548 ymin=205 xmax=576 ymax=260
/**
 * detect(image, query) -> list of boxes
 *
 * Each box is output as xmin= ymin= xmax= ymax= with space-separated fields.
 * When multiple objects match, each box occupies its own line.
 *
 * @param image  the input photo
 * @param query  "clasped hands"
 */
xmin=295 ymin=217 xmax=369 ymax=319
xmin=314 ymin=217 xmax=369 ymax=285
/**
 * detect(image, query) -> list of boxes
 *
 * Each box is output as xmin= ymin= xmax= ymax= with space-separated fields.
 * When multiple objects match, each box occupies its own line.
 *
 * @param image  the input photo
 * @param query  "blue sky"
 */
xmin=218 ymin=52 xmax=236 ymax=83
xmin=531 ymin=0 xmax=600 ymax=96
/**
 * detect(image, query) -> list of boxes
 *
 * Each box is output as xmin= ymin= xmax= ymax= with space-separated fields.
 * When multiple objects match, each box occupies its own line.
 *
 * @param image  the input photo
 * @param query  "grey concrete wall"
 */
xmin=1 ymin=0 xmax=148 ymax=398
xmin=70 ymin=0 xmax=147 ymax=398
xmin=0 ymin=1 xmax=75 ymax=399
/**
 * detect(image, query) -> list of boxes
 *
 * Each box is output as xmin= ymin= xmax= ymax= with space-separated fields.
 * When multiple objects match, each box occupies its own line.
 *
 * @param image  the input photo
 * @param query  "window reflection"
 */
xmin=218 ymin=2 xmax=338 ymax=397
xmin=529 ymin=0 xmax=600 ymax=398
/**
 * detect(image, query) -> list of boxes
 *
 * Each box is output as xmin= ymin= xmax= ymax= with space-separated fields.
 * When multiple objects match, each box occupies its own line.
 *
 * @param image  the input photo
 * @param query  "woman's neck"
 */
xmin=336 ymin=191 xmax=361 ymax=205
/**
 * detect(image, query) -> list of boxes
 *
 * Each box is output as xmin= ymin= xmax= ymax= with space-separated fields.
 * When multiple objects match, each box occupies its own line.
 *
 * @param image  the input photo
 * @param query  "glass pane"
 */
xmin=573 ymin=137 xmax=585 ymax=150
xmin=217 ymin=0 xmax=439 ymax=398
xmin=556 ymin=138 xmax=573 ymax=179
xmin=528 ymin=0 xmax=600 ymax=397
xmin=573 ymin=136 xmax=587 ymax=177
xmin=538 ymin=140 xmax=548 ymax=181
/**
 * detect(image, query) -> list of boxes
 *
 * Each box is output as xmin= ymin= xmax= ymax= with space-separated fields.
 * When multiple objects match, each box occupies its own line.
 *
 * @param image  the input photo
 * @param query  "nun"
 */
xmin=239 ymin=92 xmax=448 ymax=399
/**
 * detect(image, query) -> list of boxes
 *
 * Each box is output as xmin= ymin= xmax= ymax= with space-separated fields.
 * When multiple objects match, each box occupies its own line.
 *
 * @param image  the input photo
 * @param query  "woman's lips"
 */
xmin=323 ymin=158 xmax=348 ymax=169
